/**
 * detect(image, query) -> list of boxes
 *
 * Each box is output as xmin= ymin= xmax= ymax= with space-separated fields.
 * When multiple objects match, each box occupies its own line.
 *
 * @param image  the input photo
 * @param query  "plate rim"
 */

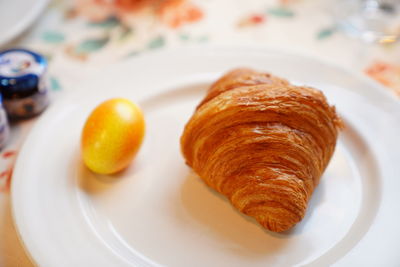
xmin=0 ymin=0 xmax=49 ymax=46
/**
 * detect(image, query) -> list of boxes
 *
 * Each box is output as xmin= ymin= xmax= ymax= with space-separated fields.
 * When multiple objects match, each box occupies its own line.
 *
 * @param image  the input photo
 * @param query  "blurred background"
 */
xmin=1 ymin=0 xmax=400 ymax=95
xmin=0 ymin=0 xmax=399 ymax=266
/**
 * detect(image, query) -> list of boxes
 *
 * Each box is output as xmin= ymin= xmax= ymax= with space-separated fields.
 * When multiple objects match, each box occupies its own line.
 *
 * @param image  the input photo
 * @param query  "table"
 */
xmin=1 ymin=0 xmax=399 ymax=266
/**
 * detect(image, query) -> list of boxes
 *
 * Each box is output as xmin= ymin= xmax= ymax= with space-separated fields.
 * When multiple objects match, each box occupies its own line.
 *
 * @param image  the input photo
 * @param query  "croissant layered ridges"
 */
xmin=181 ymin=68 xmax=341 ymax=232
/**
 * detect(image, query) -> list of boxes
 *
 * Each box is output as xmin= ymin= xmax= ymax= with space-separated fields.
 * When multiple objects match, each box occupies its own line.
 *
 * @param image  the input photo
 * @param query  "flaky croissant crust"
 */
xmin=181 ymin=68 xmax=342 ymax=232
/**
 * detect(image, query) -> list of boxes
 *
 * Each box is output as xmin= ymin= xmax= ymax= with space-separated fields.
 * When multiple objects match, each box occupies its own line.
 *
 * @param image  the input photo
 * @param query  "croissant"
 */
xmin=180 ymin=68 xmax=342 ymax=232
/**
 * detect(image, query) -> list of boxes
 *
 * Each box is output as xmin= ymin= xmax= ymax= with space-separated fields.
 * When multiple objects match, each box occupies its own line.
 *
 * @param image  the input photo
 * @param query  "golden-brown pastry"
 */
xmin=180 ymin=68 xmax=342 ymax=232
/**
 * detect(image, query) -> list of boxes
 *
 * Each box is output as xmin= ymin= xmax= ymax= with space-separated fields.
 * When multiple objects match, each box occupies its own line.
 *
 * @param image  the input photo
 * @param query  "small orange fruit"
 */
xmin=81 ymin=98 xmax=145 ymax=174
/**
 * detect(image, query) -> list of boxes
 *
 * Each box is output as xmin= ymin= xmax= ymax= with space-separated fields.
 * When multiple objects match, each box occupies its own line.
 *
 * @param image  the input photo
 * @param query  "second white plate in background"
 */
xmin=0 ymin=0 xmax=49 ymax=46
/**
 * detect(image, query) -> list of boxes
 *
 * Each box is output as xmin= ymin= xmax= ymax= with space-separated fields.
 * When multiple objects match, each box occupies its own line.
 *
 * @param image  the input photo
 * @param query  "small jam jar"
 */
xmin=0 ymin=48 xmax=49 ymax=119
xmin=0 ymin=94 xmax=9 ymax=149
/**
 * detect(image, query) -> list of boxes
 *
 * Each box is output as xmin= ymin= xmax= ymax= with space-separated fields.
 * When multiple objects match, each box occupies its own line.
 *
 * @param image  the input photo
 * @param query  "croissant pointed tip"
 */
xmin=262 ymin=221 xmax=295 ymax=233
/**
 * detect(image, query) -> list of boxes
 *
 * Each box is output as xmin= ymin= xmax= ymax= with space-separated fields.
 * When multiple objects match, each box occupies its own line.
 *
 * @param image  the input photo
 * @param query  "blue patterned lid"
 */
xmin=0 ymin=48 xmax=47 ymax=98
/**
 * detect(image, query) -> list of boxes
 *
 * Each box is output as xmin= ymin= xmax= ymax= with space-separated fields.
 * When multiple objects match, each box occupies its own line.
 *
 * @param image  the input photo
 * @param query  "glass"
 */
xmin=332 ymin=0 xmax=400 ymax=43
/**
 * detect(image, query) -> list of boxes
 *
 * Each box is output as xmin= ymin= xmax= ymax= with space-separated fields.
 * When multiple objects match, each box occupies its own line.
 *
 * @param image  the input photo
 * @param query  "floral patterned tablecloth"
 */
xmin=0 ymin=0 xmax=399 ymax=266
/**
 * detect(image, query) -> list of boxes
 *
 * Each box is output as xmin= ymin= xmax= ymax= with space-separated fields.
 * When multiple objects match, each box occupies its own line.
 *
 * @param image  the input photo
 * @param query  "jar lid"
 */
xmin=0 ymin=48 xmax=47 ymax=98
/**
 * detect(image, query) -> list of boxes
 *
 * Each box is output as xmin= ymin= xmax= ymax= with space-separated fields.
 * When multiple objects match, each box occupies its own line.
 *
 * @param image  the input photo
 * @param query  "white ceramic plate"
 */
xmin=12 ymin=47 xmax=400 ymax=267
xmin=0 ymin=0 xmax=49 ymax=46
